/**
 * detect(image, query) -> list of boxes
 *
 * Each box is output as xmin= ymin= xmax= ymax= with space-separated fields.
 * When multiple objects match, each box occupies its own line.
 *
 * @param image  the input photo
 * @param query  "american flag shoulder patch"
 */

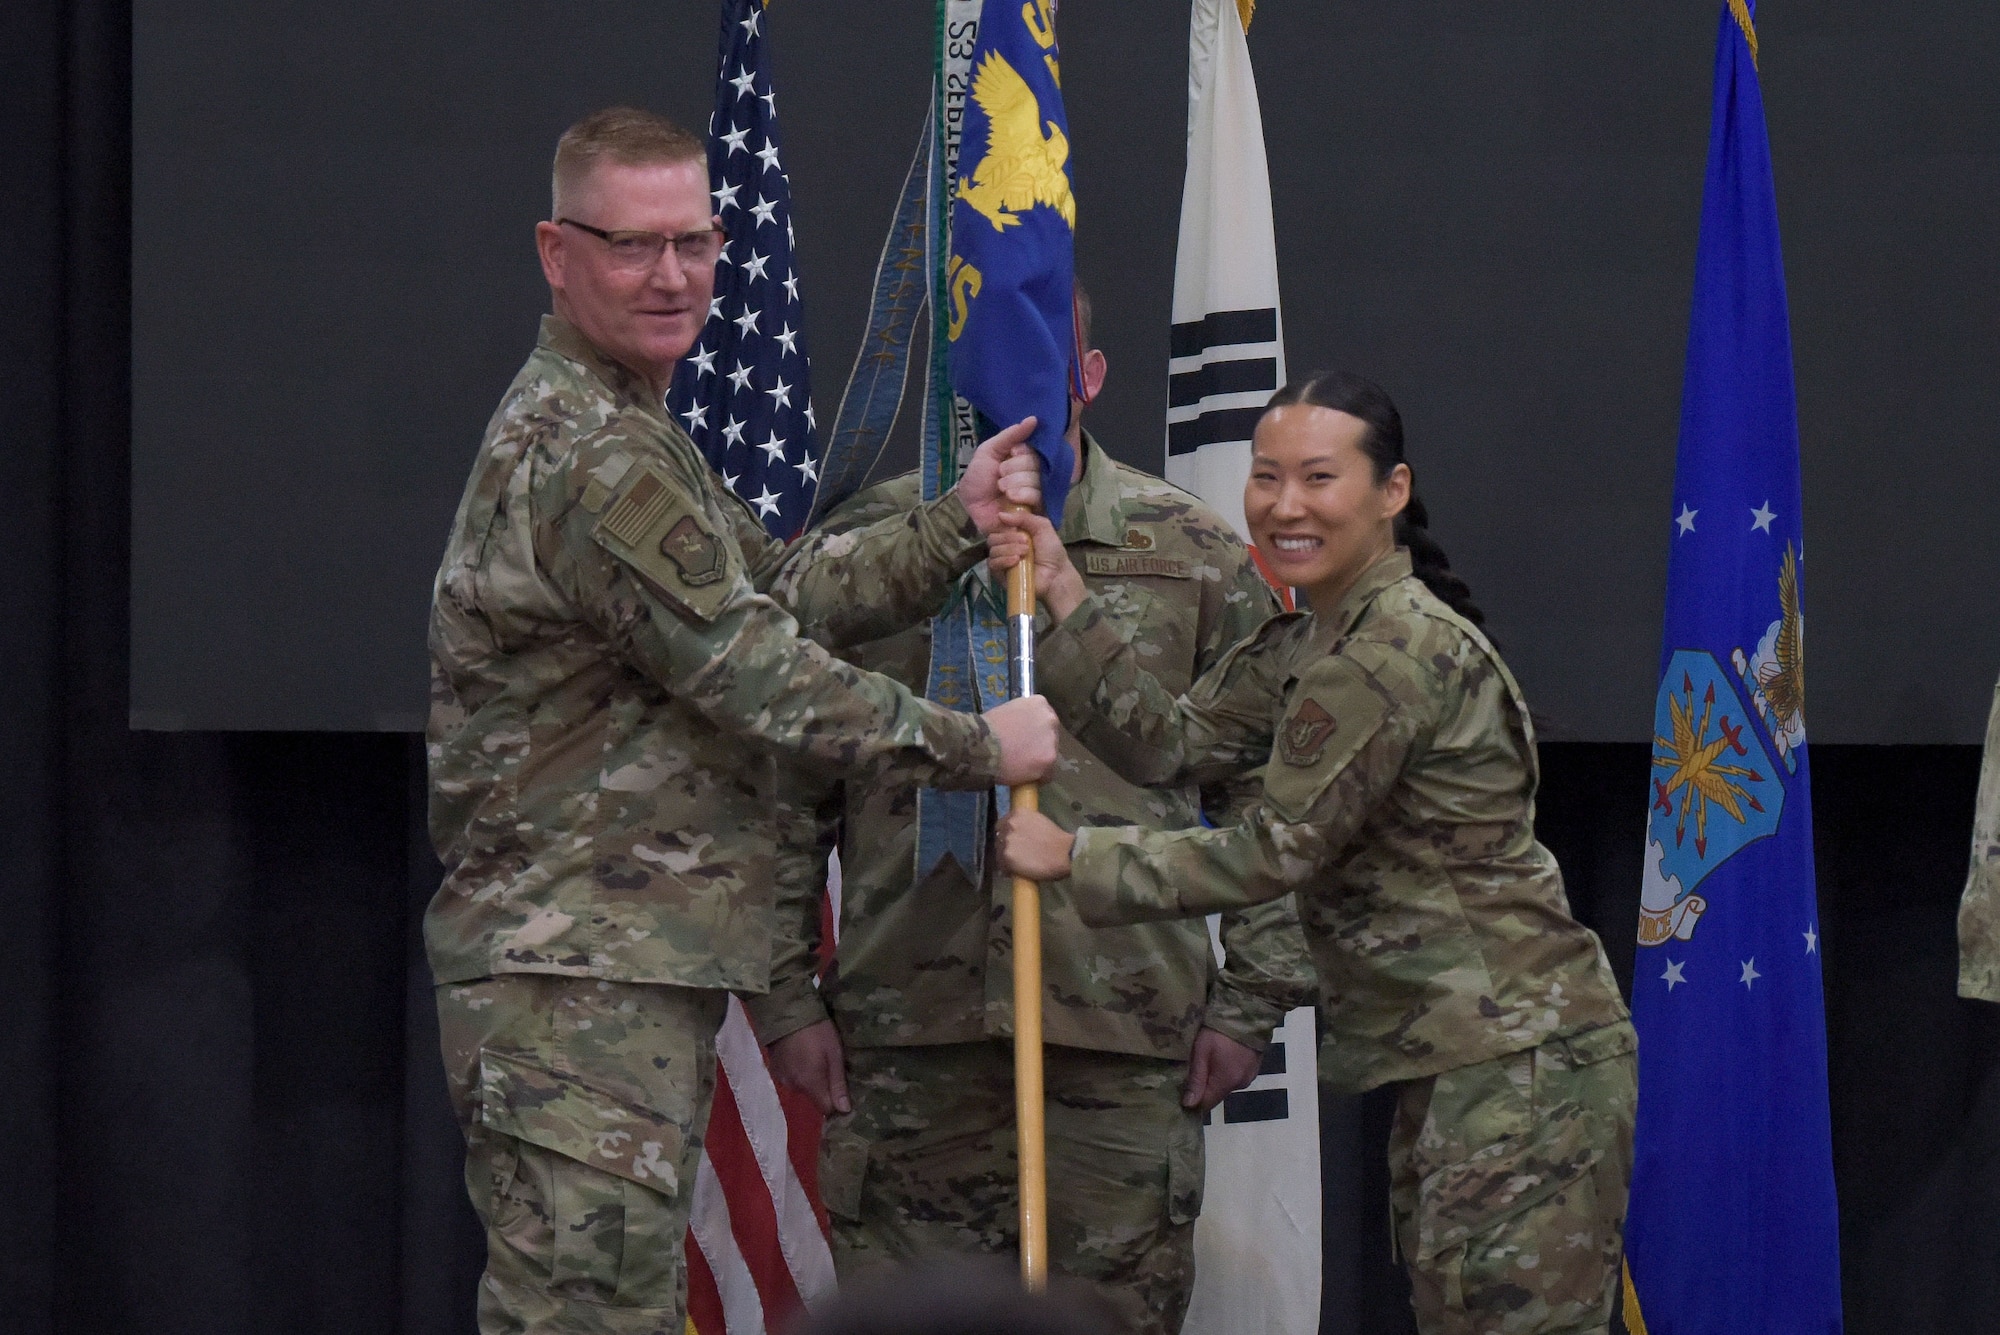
xmin=600 ymin=465 xmax=676 ymax=547
xmin=590 ymin=461 xmax=737 ymax=622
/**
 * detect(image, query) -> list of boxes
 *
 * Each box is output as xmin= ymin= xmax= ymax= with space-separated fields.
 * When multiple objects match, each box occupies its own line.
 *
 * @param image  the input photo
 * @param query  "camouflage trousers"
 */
xmin=1388 ymin=1021 xmax=1638 ymax=1335
xmin=820 ymin=1041 xmax=1205 ymax=1335
xmin=436 ymin=976 xmax=729 ymax=1335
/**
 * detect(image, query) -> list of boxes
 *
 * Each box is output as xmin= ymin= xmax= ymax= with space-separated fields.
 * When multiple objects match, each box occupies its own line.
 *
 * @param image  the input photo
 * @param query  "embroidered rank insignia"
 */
xmin=1279 ymin=698 xmax=1338 ymax=766
xmin=659 ymin=515 xmax=726 ymax=586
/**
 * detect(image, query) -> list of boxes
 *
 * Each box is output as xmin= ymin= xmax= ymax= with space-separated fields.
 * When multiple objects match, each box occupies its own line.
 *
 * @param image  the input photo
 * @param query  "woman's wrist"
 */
xmin=1043 ymin=566 xmax=1088 ymax=623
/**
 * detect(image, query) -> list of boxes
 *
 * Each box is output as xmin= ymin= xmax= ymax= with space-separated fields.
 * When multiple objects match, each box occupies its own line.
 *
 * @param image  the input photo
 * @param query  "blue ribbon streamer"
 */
xmin=911 ymin=0 xmax=1004 ymax=884
xmin=915 ymin=573 xmax=1012 ymax=882
xmin=807 ymin=106 xmax=934 ymax=526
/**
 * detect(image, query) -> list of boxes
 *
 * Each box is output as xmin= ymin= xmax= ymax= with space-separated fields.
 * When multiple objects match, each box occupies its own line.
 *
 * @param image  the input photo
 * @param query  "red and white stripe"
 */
xmin=685 ymin=857 xmax=844 ymax=1335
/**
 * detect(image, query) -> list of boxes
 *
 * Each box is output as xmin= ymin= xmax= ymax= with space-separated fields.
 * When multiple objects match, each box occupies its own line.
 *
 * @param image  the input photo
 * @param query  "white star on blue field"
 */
xmin=667 ymin=0 xmax=819 ymax=537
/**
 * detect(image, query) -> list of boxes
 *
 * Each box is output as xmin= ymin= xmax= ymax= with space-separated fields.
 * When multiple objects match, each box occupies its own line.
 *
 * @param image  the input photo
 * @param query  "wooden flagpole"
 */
xmin=1006 ymin=531 xmax=1049 ymax=1290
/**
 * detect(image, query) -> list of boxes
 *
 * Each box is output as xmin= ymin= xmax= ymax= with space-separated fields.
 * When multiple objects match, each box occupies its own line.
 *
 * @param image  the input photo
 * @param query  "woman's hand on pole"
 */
xmin=989 ymin=510 xmax=1085 ymax=623
xmin=956 ymin=417 xmax=1042 ymax=534
xmin=995 ymin=808 xmax=1076 ymax=881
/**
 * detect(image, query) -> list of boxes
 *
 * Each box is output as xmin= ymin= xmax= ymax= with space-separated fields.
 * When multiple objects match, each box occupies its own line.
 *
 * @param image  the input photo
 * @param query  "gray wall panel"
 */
xmin=133 ymin=1 xmax=2000 ymax=738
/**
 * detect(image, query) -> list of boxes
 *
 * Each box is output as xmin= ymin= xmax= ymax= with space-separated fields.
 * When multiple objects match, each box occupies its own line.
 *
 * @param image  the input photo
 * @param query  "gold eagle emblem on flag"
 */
xmin=957 ymin=51 xmax=1076 ymax=233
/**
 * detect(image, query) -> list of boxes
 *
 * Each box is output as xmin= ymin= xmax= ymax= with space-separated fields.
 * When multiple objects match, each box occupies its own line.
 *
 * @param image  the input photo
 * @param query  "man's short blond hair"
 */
xmin=551 ymin=107 xmax=706 ymax=220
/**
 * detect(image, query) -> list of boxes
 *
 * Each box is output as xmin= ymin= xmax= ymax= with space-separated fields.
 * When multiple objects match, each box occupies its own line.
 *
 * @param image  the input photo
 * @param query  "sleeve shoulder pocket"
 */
xmin=589 ymin=459 xmax=740 ymax=623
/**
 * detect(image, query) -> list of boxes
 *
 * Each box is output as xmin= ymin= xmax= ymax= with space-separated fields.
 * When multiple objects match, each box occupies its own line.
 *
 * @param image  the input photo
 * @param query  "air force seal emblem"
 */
xmin=1640 ymin=650 xmax=1786 ymax=945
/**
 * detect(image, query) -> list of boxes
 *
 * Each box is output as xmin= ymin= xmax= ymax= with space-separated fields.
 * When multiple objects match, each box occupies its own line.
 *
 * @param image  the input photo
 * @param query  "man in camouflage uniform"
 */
xmin=760 ymin=308 xmax=1317 ymax=1334
xmin=998 ymin=528 xmax=1636 ymax=1335
xmin=1961 ymin=673 xmax=2000 ymax=1003
xmin=426 ymin=108 xmax=1060 ymax=1335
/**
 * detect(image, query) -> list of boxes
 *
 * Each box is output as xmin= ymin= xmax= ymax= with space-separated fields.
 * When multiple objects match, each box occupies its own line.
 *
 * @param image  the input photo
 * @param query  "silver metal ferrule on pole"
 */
xmin=1011 ymin=614 xmax=1037 ymax=697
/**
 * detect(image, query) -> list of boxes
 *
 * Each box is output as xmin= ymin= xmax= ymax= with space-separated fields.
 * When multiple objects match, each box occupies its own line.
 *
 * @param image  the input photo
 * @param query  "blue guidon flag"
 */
xmin=945 ymin=0 xmax=1077 ymax=525
xmin=668 ymin=0 xmax=819 ymax=538
xmin=1623 ymin=4 xmax=1842 ymax=1332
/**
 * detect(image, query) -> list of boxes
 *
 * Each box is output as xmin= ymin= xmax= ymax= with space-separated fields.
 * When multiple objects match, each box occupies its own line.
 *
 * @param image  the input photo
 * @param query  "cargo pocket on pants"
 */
xmin=1414 ymin=1115 xmax=1599 ymax=1310
xmin=477 ymin=1048 xmax=690 ymax=1304
xmin=819 ymin=1119 xmax=869 ymax=1225
xmin=1414 ymin=1029 xmax=1634 ymax=1315
xmin=1166 ymin=1113 xmax=1206 ymax=1226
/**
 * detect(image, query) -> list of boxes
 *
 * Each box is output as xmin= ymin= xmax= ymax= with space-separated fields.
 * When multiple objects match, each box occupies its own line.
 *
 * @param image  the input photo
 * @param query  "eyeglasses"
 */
xmin=558 ymin=218 xmax=726 ymax=272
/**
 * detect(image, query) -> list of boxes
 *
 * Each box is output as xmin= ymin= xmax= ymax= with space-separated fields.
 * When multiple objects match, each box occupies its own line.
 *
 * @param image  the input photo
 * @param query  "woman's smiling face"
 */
xmin=1243 ymin=403 xmax=1410 ymax=609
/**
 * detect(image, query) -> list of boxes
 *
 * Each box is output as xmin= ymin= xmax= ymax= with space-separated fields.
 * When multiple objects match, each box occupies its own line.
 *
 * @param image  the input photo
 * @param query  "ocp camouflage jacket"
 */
xmin=1041 ymin=547 xmax=1628 ymax=1092
xmin=425 ymin=317 xmax=1000 ymax=994
xmin=756 ymin=436 xmax=1316 ymax=1060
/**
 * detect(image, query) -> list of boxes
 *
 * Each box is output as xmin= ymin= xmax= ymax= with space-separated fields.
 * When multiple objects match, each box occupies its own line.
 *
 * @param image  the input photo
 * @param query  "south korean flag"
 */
xmin=1170 ymin=6 xmax=1321 ymax=1335
xmin=1163 ymin=0 xmax=1286 ymax=547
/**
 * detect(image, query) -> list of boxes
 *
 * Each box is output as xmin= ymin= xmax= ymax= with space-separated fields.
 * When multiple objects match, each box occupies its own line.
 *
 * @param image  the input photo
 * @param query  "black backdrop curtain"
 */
xmin=6 ymin=4 xmax=1997 ymax=1332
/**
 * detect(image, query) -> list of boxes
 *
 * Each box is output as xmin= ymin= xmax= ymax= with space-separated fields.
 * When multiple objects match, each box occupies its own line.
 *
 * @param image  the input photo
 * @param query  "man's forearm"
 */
xmin=766 ymin=491 xmax=985 ymax=648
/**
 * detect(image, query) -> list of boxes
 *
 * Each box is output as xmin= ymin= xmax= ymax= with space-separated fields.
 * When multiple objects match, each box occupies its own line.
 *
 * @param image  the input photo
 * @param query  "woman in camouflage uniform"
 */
xmin=992 ymin=373 xmax=1636 ymax=1335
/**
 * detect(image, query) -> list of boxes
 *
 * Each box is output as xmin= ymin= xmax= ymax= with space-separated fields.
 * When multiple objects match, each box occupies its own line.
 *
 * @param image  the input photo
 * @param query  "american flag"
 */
xmin=672 ymin=3 xmax=837 ymax=1332
xmin=668 ymin=0 xmax=820 ymax=537
xmin=684 ymin=997 xmax=837 ymax=1335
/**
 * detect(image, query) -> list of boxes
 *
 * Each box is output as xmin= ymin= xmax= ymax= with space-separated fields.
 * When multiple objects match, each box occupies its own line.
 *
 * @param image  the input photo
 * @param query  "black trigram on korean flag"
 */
xmin=1163 ymin=0 xmax=1286 ymax=552
xmin=1167 ymin=307 xmax=1282 ymax=462
xmin=1162 ymin=304 xmax=1283 ymax=546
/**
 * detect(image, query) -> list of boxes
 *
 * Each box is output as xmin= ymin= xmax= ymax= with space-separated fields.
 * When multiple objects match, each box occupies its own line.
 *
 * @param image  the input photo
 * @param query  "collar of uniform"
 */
xmin=1056 ymin=431 xmax=1129 ymax=547
xmin=537 ymin=315 xmax=661 ymax=416
xmin=1317 ymin=547 xmax=1416 ymax=644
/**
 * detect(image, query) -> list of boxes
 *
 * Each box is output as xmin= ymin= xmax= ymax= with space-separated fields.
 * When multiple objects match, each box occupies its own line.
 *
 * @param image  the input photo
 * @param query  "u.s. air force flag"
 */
xmin=1623 ymin=5 xmax=1842 ymax=1332
xmin=946 ymin=0 xmax=1077 ymax=524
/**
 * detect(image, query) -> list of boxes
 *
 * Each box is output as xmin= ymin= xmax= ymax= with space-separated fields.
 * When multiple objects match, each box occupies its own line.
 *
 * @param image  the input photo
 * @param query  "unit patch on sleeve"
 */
xmin=1278 ymin=698 xmax=1338 ymax=766
xmin=590 ymin=460 xmax=739 ymax=621
xmin=659 ymin=515 xmax=726 ymax=586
